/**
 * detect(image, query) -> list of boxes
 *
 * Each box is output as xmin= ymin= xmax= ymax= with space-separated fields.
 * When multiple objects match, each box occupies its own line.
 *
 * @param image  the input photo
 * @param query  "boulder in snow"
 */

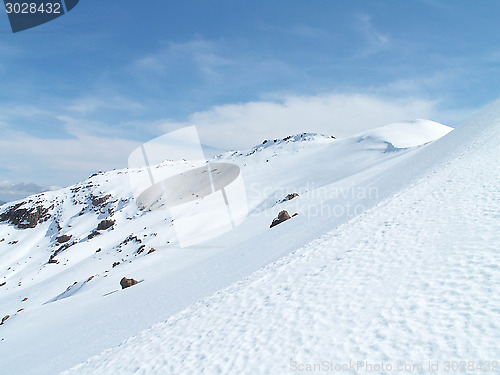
xmin=270 ymin=210 xmax=292 ymax=228
xmin=120 ymin=277 xmax=138 ymax=289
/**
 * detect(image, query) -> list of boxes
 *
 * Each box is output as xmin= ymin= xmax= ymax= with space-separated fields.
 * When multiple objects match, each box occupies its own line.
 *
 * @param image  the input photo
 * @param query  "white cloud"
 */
xmin=0 ymin=92 xmax=459 ymax=191
xmin=160 ymin=94 xmax=441 ymax=151
xmin=0 ymin=181 xmax=49 ymax=202
xmin=359 ymin=14 xmax=389 ymax=44
xmin=67 ymin=96 xmax=144 ymax=114
xmin=0 ymin=129 xmax=140 ymax=188
xmin=0 ymin=103 xmax=53 ymax=121
xmin=134 ymin=39 xmax=232 ymax=78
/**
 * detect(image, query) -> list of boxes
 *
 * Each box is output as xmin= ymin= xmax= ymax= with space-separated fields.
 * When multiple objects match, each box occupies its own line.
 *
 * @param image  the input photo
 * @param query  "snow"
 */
xmin=357 ymin=119 xmax=453 ymax=148
xmin=64 ymin=106 xmax=499 ymax=374
xmin=0 ymin=111 xmax=498 ymax=374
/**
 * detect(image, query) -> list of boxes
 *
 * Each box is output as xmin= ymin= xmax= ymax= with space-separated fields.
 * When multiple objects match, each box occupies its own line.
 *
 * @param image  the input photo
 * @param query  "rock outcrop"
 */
xmin=56 ymin=234 xmax=72 ymax=243
xmin=270 ymin=210 xmax=291 ymax=228
xmin=0 ymin=203 xmax=50 ymax=229
xmin=97 ymin=219 xmax=115 ymax=231
xmin=120 ymin=277 xmax=138 ymax=289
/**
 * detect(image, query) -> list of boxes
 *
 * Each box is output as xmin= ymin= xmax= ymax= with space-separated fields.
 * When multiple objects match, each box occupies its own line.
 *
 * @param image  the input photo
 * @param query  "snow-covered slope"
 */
xmin=356 ymin=118 xmax=452 ymax=148
xmin=64 ymin=104 xmax=499 ymax=375
xmin=0 ymin=119 xmax=459 ymax=374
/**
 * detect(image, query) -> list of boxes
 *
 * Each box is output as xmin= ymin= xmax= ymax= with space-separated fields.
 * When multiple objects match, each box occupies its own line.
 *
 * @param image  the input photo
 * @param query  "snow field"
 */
xmin=64 ymin=109 xmax=499 ymax=374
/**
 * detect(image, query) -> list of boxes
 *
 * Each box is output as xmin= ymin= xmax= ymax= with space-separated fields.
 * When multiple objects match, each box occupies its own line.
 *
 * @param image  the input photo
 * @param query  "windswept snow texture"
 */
xmin=64 ymin=107 xmax=499 ymax=374
xmin=0 ymin=116 xmax=486 ymax=375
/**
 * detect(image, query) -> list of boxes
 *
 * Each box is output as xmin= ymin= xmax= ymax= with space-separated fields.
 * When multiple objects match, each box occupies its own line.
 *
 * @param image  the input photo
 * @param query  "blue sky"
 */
xmin=0 ymin=0 xmax=499 ymax=201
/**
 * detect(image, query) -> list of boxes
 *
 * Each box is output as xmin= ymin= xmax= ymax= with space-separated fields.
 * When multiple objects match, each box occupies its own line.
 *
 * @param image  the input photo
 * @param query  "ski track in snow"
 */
xmin=64 ymin=114 xmax=500 ymax=373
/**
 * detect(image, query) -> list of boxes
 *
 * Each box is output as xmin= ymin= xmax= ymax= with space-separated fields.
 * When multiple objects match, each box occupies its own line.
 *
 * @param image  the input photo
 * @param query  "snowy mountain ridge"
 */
xmin=63 ymin=103 xmax=499 ymax=375
xmin=0 ymin=118 xmax=460 ymax=374
xmin=0 ymin=120 xmax=452 ymax=293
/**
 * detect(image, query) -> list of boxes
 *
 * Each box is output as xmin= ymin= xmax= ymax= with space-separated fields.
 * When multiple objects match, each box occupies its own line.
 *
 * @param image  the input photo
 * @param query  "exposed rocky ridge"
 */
xmin=0 ymin=168 xmax=174 ymax=298
xmin=218 ymin=133 xmax=336 ymax=159
xmin=0 ymin=202 xmax=51 ymax=229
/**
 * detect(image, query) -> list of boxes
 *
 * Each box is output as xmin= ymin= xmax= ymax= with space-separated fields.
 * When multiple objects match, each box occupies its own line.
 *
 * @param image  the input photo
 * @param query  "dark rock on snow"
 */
xmin=0 ymin=203 xmax=50 ymax=229
xmin=120 ymin=277 xmax=138 ymax=289
xmin=270 ymin=210 xmax=299 ymax=228
xmin=88 ymin=231 xmax=101 ymax=240
xmin=277 ymin=192 xmax=299 ymax=205
xmin=97 ymin=219 xmax=115 ymax=231
xmin=56 ymin=234 xmax=72 ymax=243
xmin=270 ymin=210 xmax=291 ymax=228
xmin=284 ymin=193 xmax=299 ymax=201
xmin=0 ymin=315 xmax=10 ymax=325
xmin=91 ymin=194 xmax=111 ymax=207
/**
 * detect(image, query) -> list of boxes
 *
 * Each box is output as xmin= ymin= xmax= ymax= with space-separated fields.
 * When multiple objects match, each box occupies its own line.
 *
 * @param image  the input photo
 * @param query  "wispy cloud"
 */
xmin=0 ymin=181 xmax=57 ymax=203
xmin=353 ymin=14 xmax=390 ymax=57
xmin=160 ymin=93 xmax=441 ymax=151
xmin=0 ymin=90 xmax=469 ymax=191
xmin=0 ymin=127 xmax=140 ymax=189
xmin=386 ymin=71 xmax=453 ymax=94
xmin=134 ymin=39 xmax=232 ymax=78
xmin=0 ymin=103 xmax=54 ymax=121
xmin=357 ymin=14 xmax=389 ymax=44
xmin=67 ymin=95 xmax=144 ymax=114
